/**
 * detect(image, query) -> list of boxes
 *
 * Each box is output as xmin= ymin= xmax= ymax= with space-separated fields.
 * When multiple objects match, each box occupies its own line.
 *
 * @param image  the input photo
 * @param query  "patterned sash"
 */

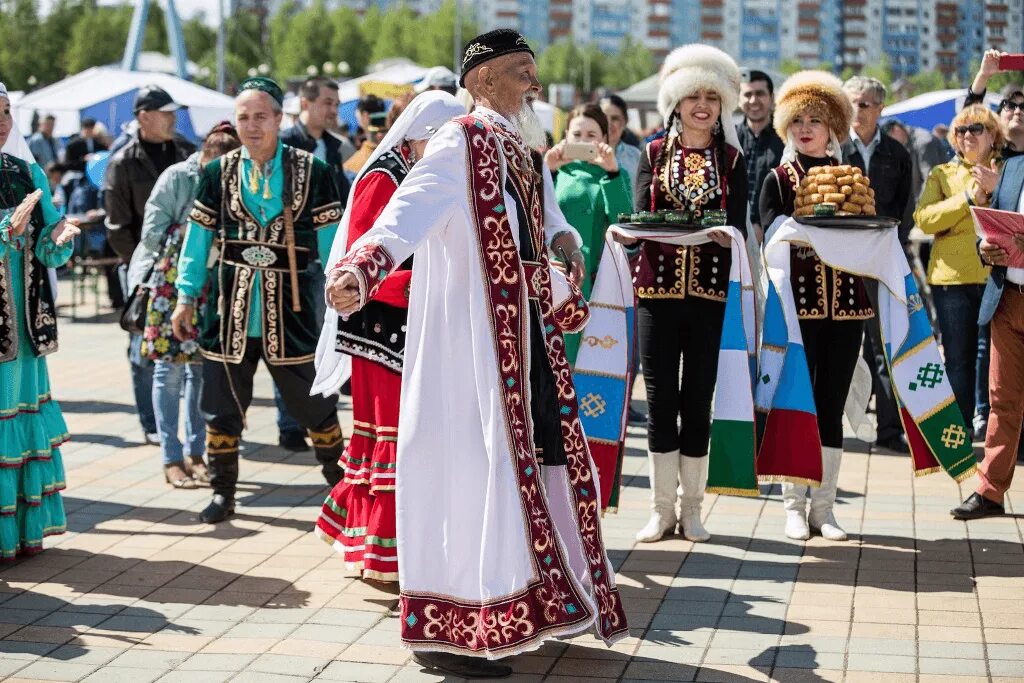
xmin=758 ymin=217 xmax=976 ymax=483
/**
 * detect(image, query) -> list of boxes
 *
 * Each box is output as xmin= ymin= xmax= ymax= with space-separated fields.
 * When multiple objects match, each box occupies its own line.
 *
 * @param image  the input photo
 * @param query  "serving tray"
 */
xmin=797 ymin=215 xmax=899 ymax=230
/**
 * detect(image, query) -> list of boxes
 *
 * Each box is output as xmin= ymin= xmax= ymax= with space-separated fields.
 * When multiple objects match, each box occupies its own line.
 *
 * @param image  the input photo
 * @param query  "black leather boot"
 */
xmin=202 ymin=428 xmax=240 ymax=524
xmin=412 ymin=652 xmax=512 ymax=678
xmin=308 ymin=420 xmax=345 ymax=487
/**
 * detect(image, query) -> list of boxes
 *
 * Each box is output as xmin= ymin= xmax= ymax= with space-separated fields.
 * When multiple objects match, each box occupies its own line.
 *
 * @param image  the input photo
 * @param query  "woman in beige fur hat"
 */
xmin=759 ymin=70 xmax=868 ymax=543
xmin=621 ymin=44 xmax=748 ymax=544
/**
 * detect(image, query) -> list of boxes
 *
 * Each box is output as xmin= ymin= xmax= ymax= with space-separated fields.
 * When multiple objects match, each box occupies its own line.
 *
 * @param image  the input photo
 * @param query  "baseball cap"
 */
xmin=133 ymin=85 xmax=185 ymax=114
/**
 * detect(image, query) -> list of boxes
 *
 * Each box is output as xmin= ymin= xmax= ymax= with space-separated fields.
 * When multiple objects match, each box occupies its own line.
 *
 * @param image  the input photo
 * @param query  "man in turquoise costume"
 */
xmin=171 ymin=77 xmax=345 ymax=524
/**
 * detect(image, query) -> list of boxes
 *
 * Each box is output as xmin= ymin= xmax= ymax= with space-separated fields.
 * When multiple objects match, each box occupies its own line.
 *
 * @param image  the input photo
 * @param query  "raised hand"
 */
xmin=50 ymin=217 xmax=81 ymax=247
xmin=594 ymin=142 xmax=619 ymax=173
xmin=8 ymin=189 xmax=42 ymax=239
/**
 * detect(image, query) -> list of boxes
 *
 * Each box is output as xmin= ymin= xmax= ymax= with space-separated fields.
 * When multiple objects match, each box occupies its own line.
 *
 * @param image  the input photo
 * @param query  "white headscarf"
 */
xmin=0 ymin=83 xmax=37 ymax=165
xmin=311 ymin=90 xmax=466 ymax=397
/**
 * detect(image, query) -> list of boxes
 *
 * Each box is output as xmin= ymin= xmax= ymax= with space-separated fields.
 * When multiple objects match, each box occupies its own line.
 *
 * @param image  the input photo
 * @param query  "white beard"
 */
xmin=510 ymin=99 xmax=547 ymax=149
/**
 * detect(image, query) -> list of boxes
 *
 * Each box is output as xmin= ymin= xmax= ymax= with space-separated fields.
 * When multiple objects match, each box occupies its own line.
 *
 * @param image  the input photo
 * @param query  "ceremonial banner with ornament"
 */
xmin=574 ymin=224 xmax=759 ymax=506
xmin=760 ymin=217 xmax=975 ymax=483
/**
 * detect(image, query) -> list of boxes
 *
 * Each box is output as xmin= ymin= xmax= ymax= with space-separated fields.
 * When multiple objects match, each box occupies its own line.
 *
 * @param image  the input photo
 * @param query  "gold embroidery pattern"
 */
xmin=687 ymin=246 xmax=727 ymax=302
xmin=312 ymin=202 xmax=342 ymax=227
xmin=635 ymin=246 xmax=686 ymax=299
xmin=793 ymin=247 xmax=827 ymax=319
xmin=189 ymin=200 xmax=217 ymax=228
xmin=830 ymin=268 xmax=874 ymax=320
xmin=264 ymin=270 xmax=280 ymax=359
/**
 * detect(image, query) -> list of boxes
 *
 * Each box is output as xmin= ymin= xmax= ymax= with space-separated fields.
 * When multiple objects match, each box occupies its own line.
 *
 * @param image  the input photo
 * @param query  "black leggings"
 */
xmin=638 ymin=297 xmax=725 ymax=456
xmin=799 ymin=317 xmax=865 ymax=448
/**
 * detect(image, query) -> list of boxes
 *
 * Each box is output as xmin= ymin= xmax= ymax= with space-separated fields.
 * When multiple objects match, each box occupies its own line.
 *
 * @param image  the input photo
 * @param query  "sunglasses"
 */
xmin=1000 ymin=100 xmax=1024 ymax=112
xmin=855 ymin=101 xmax=880 ymax=109
xmin=954 ymin=123 xmax=987 ymax=136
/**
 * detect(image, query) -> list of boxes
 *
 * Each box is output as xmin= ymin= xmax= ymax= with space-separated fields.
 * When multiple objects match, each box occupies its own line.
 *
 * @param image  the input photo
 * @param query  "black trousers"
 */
xmin=201 ymin=338 xmax=343 ymax=498
xmin=799 ymin=317 xmax=865 ymax=448
xmin=638 ymin=297 xmax=725 ymax=456
xmin=201 ymin=338 xmax=338 ymax=436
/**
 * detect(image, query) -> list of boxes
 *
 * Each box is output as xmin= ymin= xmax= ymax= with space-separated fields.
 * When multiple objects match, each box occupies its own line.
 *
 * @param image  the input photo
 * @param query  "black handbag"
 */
xmin=118 ymin=266 xmax=153 ymax=335
xmin=118 ymin=231 xmax=171 ymax=334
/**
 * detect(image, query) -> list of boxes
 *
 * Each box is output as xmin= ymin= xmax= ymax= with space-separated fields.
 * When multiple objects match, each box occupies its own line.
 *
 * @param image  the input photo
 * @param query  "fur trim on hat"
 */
xmin=773 ymin=70 xmax=853 ymax=141
xmin=657 ymin=44 xmax=741 ymax=126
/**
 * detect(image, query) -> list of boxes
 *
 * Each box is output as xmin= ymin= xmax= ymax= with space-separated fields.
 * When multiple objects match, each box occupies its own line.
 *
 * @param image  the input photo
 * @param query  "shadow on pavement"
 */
xmin=57 ymin=399 xmax=137 ymax=414
xmin=2 ymin=548 xmax=310 ymax=609
xmin=0 ymin=584 xmax=200 ymax=661
xmin=683 ymin=534 xmax=1024 ymax=594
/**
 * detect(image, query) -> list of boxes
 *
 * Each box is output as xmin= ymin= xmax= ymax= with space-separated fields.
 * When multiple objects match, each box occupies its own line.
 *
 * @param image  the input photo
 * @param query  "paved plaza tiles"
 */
xmin=2 ymin=296 xmax=1024 ymax=682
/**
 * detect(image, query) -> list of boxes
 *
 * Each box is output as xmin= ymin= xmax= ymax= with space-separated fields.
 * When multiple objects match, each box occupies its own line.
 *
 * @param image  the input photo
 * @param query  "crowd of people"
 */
xmin=1 ymin=28 xmax=1023 ymax=678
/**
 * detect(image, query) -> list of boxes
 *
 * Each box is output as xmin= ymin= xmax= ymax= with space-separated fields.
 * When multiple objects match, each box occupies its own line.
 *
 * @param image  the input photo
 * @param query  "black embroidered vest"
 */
xmin=0 ymin=154 xmax=58 ymax=363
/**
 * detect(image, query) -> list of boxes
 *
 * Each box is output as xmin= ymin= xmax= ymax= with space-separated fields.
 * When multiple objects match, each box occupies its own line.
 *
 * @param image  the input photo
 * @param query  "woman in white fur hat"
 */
xmin=759 ymin=70 xmax=868 ymax=542
xmin=618 ymin=44 xmax=748 ymax=543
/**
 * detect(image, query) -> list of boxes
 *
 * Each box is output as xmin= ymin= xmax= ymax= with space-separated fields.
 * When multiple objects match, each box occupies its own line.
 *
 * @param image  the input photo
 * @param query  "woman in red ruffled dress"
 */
xmin=312 ymin=92 xmax=465 ymax=581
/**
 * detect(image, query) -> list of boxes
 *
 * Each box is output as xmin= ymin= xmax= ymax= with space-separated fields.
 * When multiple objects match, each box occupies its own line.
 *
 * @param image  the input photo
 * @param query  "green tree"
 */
xmin=273 ymin=0 xmax=333 ymax=79
xmin=268 ymin=0 xmax=300 ymax=75
xmin=414 ymin=0 xmax=477 ymax=69
xmin=329 ymin=7 xmax=370 ymax=77
xmin=38 ymin=0 xmax=88 ymax=84
xmin=906 ymin=69 xmax=947 ymax=96
xmin=182 ymin=15 xmax=217 ymax=66
xmin=602 ymin=36 xmax=655 ymax=89
xmin=141 ymin=2 xmax=169 ymax=54
xmin=64 ymin=5 xmax=134 ymax=74
xmin=0 ymin=0 xmax=44 ymax=89
xmin=537 ymin=40 xmax=605 ymax=94
xmin=779 ymin=59 xmax=802 ymax=77
xmin=862 ymin=55 xmax=893 ymax=98
xmin=369 ymin=5 xmax=418 ymax=65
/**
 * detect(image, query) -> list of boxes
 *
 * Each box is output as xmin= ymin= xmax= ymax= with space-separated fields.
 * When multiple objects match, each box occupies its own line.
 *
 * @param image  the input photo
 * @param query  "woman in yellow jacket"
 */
xmin=913 ymin=104 xmax=1002 ymax=438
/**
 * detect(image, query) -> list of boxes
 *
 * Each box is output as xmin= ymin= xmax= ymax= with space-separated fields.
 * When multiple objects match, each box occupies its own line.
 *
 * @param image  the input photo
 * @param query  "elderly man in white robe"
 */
xmin=323 ymin=28 xmax=629 ymax=680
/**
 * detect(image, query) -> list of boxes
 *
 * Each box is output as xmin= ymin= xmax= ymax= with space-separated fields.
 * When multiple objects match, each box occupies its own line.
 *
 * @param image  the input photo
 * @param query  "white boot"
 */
xmin=808 ymin=446 xmax=847 ymax=541
xmin=636 ymin=450 xmax=679 ymax=543
xmin=677 ymin=456 xmax=711 ymax=542
xmin=782 ymin=482 xmax=810 ymax=540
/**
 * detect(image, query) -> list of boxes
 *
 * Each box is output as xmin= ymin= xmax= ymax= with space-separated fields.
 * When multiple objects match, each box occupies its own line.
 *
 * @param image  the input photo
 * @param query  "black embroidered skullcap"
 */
xmin=238 ymin=76 xmax=284 ymax=106
xmin=458 ymin=29 xmax=535 ymax=87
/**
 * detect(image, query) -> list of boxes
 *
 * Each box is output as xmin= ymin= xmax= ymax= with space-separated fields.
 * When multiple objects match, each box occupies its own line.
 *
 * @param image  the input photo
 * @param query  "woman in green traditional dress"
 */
xmin=0 ymin=85 xmax=80 ymax=560
xmin=545 ymin=103 xmax=632 ymax=364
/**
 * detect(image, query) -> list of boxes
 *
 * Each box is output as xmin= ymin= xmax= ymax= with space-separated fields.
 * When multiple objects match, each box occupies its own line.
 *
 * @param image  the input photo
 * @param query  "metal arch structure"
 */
xmin=121 ymin=0 xmax=189 ymax=80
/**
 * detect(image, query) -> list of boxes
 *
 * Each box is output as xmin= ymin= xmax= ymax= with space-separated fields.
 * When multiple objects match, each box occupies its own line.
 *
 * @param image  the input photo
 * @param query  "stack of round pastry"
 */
xmin=793 ymin=164 xmax=876 ymax=217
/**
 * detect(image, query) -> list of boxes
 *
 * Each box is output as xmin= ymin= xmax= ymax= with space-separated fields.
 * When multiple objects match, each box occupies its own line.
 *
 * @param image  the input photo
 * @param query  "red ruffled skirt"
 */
xmin=316 ymin=358 xmax=400 ymax=582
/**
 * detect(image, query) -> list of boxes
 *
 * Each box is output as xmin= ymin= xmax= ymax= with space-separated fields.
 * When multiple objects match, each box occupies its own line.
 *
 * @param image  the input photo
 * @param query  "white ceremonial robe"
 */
xmin=333 ymin=108 xmax=628 ymax=658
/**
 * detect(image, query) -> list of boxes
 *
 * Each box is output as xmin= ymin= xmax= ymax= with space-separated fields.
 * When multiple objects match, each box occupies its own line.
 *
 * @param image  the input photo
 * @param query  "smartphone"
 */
xmin=998 ymin=54 xmax=1024 ymax=71
xmin=563 ymin=142 xmax=598 ymax=161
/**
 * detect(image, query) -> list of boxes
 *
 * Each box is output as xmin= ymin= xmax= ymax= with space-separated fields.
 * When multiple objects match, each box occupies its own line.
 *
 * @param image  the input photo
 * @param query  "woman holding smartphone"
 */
xmin=546 ymin=103 xmax=632 ymax=363
xmin=619 ymin=45 xmax=747 ymax=544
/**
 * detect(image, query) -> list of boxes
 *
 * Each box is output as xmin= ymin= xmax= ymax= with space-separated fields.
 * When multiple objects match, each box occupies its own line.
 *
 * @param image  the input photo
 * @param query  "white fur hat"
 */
xmin=657 ymin=44 xmax=741 ymax=126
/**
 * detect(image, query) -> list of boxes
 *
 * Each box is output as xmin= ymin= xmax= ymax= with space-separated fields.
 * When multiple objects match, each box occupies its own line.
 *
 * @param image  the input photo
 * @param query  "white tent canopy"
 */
xmin=882 ymin=88 xmax=1002 ymax=131
xmin=13 ymin=67 xmax=235 ymax=141
xmin=337 ymin=60 xmax=443 ymax=103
